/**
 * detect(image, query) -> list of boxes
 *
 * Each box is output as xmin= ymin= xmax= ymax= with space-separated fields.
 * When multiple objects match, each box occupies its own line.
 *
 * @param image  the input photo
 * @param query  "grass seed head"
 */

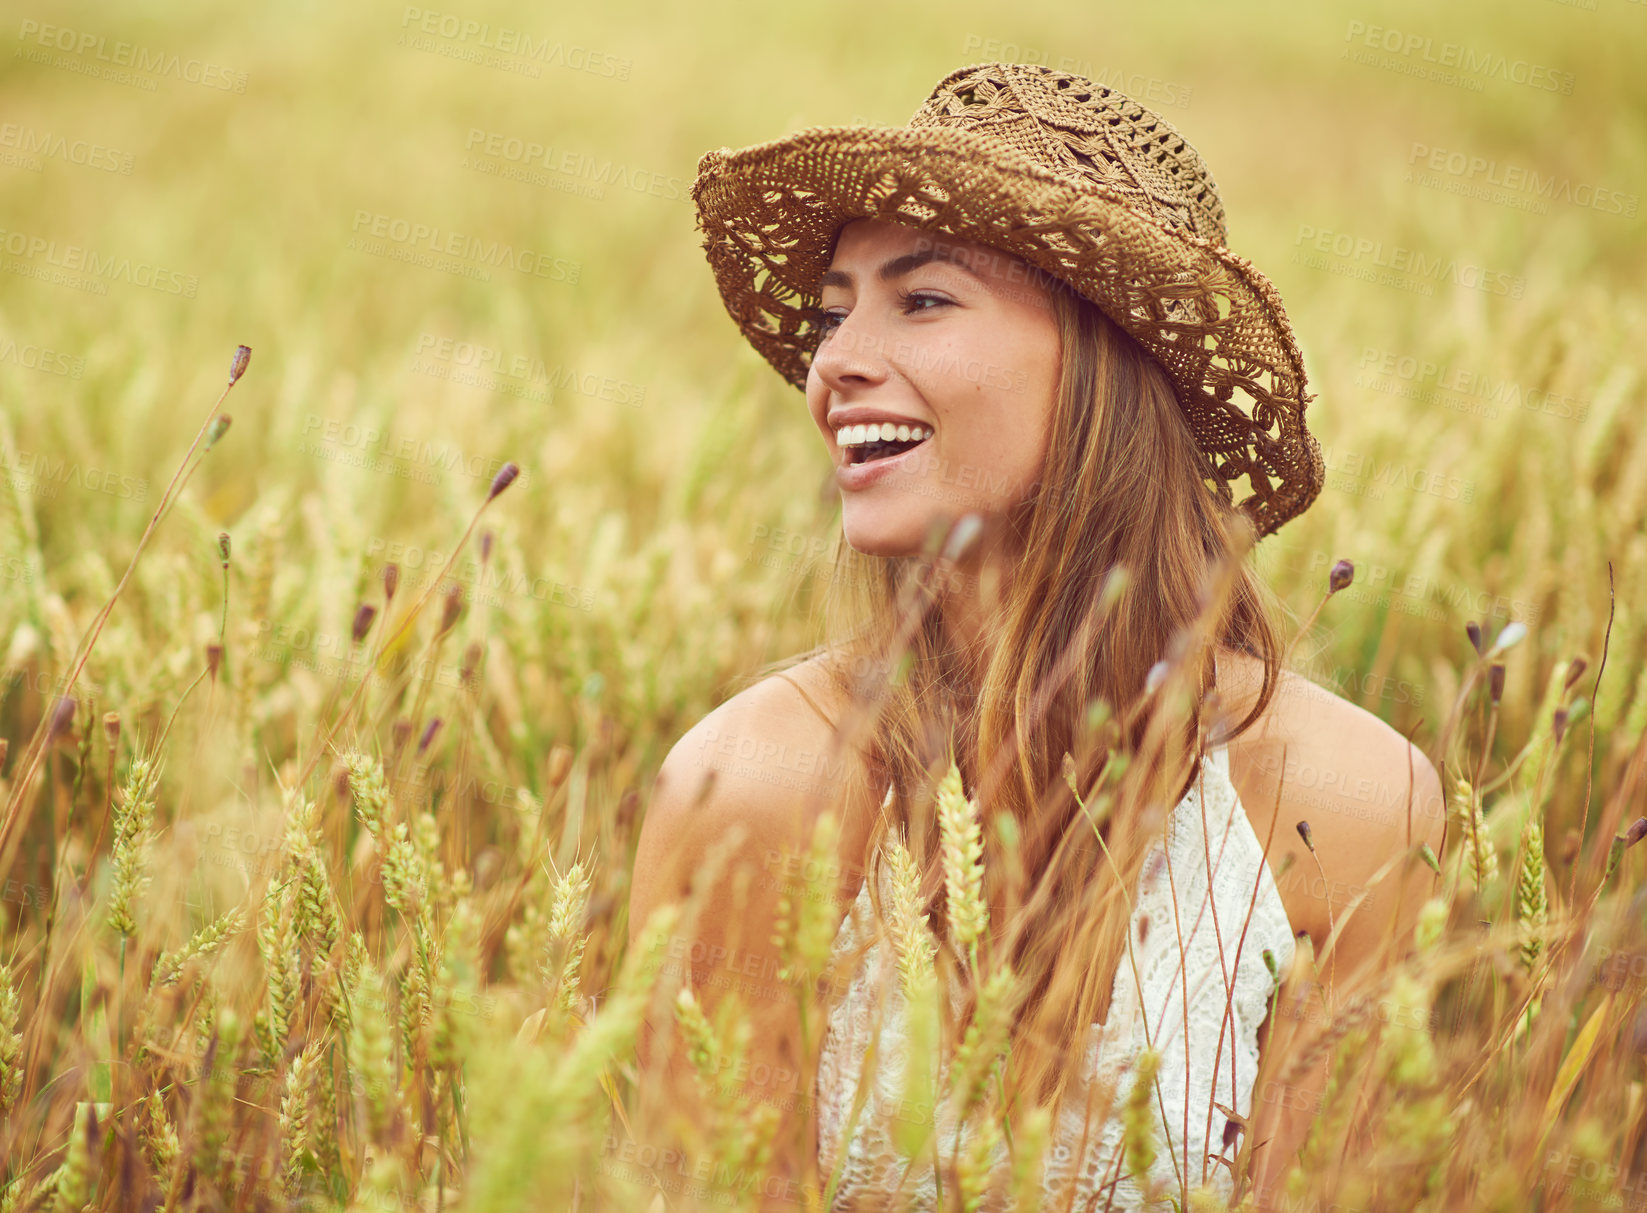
xmin=1564 ymin=655 xmax=1588 ymax=691
xmin=203 ymin=413 xmax=232 ymax=450
xmin=439 ymin=583 xmax=463 ymax=634
xmin=487 ymin=462 xmax=520 ymax=501
xmin=351 ymin=603 xmax=377 ymax=644
xmin=417 ymin=717 xmax=442 ymax=756
xmin=45 ymin=695 xmax=75 ymax=745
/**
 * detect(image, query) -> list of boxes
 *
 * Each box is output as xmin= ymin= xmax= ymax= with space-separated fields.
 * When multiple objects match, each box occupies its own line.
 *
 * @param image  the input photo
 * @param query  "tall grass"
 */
xmin=2 ymin=0 xmax=1645 ymax=1207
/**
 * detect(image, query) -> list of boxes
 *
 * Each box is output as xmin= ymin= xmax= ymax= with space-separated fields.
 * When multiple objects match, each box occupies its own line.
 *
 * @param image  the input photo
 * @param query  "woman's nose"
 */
xmin=810 ymin=308 xmax=893 ymax=392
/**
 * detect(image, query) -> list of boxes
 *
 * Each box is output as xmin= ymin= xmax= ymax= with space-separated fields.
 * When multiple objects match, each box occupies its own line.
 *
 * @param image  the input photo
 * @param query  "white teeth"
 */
xmin=834 ymin=422 xmax=931 ymax=446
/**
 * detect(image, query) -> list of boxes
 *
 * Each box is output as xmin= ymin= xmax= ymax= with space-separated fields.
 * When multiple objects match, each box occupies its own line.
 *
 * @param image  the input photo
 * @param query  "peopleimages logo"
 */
xmin=1294 ymin=225 xmax=1524 ymax=298
xmin=1407 ymin=143 xmax=1637 ymax=219
xmin=0 ymin=123 xmax=134 ymax=174
xmin=14 ymin=18 xmax=249 ymax=92
xmin=398 ymin=9 xmax=631 ymax=80
xmin=1341 ymin=20 xmax=1575 ymax=94
xmin=1355 ymin=346 xmax=1589 ymax=422
xmin=0 ymin=226 xmax=198 ymax=296
xmin=348 ymin=211 xmax=581 ymax=284
xmin=462 ymin=129 xmax=684 ymax=202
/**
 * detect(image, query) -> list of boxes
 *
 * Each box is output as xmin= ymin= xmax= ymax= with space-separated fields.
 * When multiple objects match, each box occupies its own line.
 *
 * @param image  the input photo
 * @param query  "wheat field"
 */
xmin=1 ymin=0 xmax=1645 ymax=1208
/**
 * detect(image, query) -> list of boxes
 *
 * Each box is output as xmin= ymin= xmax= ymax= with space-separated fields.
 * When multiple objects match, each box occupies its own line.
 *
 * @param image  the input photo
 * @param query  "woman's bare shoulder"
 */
xmin=653 ymin=653 xmax=865 ymax=810
xmin=632 ymin=654 xmax=876 ymax=932
xmin=1217 ymin=647 xmax=1444 ymax=952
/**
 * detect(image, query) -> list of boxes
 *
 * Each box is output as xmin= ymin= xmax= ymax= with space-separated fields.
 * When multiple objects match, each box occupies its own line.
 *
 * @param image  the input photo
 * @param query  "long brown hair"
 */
xmin=749 ymin=272 xmax=1289 ymax=1136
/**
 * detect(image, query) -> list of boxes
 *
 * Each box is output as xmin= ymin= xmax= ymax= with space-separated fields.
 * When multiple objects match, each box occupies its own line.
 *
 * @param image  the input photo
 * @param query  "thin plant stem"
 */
xmin=0 ymin=359 xmax=246 ymax=856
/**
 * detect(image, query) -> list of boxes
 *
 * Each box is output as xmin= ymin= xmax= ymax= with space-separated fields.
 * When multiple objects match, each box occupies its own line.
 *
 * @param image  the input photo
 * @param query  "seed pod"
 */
xmin=461 ymin=641 xmax=482 ymax=687
xmin=481 ymin=530 xmax=494 ymax=564
xmin=1328 ymin=559 xmax=1354 ymax=593
xmin=1553 ymin=707 xmax=1569 ymax=746
xmin=351 ymin=603 xmax=377 ymax=645
xmin=417 ymin=717 xmax=442 ymax=756
xmin=1489 ymin=663 xmax=1505 ymax=705
xmin=486 ymin=462 xmax=520 ymax=501
xmin=218 ymin=532 xmax=231 ymax=568
xmin=206 ymin=642 xmax=223 ymax=681
xmin=229 ymin=344 xmax=251 ymax=383
xmin=383 ymin=563 xmax=400 ymax=604
xmin=438 ymin=583 xmax=463 ymax=635
xmin=203 ymin=414 xmax=232 ymax=450
xmin=1564 ymin=657 xmax=1588 ymax=692
xmin=103 ymin=711 xmax=120 ymax=749
xmin=1465 ymin=621 xmax=1484 ymax=656
xmin=1296 ymin=820 xmax=1314 ymax=852
xmin=46 ymin=696 xmax=75 ymax=744
xmin=546 ymin=745 xmax=574 ymax=788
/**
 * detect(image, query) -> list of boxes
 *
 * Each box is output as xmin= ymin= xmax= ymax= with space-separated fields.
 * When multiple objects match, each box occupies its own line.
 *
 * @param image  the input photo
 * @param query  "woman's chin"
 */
xmin=841 ymin=510 xmax=934 ymax=559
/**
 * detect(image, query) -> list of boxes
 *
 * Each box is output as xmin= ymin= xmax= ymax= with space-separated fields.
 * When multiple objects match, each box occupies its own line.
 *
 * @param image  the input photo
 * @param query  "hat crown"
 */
xmin=908 ymin=62 xmax=1228 ymax=246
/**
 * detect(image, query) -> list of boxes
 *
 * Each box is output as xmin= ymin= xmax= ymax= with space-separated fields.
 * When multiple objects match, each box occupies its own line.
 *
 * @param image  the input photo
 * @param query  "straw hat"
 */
xmin=691 ymin=61 xmax=1325 ymax=539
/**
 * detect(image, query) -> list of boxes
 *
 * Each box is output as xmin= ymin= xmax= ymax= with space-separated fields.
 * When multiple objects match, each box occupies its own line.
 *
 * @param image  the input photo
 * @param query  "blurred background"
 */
xmin=2 ymin=1 xmax=1646 ymax=1207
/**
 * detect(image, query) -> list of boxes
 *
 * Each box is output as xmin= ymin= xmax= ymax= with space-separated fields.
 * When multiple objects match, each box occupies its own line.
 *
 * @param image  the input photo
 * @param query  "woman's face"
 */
xmin=806 ymin=218 xmax=1063 ymax=558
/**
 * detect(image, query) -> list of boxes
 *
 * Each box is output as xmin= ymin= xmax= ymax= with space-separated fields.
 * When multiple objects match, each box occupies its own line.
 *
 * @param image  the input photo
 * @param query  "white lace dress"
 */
xmin=814 ymin=742 xmax=1297 ymax=1212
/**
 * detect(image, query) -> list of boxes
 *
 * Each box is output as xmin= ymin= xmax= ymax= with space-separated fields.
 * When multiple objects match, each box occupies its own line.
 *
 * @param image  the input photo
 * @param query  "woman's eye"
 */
xmin=901 ymin=290 xmax=953 ymax=314
xmin=810 ymin=290 xmax=955 ymax=336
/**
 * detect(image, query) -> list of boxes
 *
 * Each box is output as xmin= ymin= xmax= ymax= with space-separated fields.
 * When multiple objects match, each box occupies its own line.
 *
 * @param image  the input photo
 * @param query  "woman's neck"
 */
xmin=935 ymin=533 xmax=1015 ymax=656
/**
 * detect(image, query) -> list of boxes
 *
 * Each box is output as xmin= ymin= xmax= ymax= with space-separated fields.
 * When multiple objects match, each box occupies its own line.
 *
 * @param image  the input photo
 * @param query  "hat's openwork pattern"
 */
xmin=692 ymin=62 xmax=1325 ymax=538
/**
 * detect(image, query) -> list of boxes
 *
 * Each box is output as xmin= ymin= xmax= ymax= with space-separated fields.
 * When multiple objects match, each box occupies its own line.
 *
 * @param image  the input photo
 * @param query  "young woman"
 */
xmin=631 ymin=63 xmax=1445 ymax=1211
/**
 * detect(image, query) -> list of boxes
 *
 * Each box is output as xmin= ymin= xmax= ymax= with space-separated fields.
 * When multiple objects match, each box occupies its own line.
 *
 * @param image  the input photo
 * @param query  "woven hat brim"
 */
xmin=692 ymin=124 xmax=1325 ymax=539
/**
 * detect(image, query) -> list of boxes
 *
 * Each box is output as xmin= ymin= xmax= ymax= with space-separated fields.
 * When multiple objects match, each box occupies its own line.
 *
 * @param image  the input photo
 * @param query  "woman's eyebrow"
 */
xmin=819 ymin=248 xmax=989 ymax=290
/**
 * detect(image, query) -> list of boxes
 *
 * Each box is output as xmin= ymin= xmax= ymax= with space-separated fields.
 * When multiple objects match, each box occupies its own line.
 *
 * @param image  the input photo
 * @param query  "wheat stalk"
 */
xmin=937 ymin=762 xmax=988 ymax=962
xmin=279 ymin=1037 xmax=324 ymax=1197
xmin=107 ymin=756 xmax=161 ymax=938
xmin=885 ymin=832 xmax=939 ymax=1001
xmin=542 ymin=859 xmax=592 ymax=1012
xmin=1449 ymin=773 xmax=1499 ymax=894
xmin=957 ymin=1107 xmax=1003 ymax=1213
xmin=1121 ymin=1046 xmax=1163 ymax=1196
xmin=138 ymin=1089 xmax=180 ymax=1186
xmin=0 ymin=960 xmax=20 ymax=1121
xmin=1516 ymin=815 xmax=1548 ymax=975
xmin=947 ymin=964 xmax=1022 ymax=1124
xmin=151 ymin=906 xmax=246 ymax=989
